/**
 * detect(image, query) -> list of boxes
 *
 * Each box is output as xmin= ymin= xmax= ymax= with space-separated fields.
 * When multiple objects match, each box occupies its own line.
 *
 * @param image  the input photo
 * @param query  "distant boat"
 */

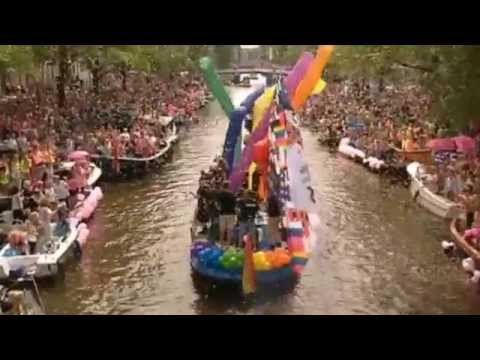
xmin=91 ymin=117 xmax=179 ymax=180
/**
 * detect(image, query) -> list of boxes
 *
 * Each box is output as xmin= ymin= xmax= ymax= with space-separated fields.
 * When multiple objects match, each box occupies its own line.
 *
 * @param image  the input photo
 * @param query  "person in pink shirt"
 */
xmin=167 ymin=104 xmax=177 ymax=117
xmin=71 ymin=161 xmax=88 ymax=191
xmin=465 ymin=226 xmax=480 ymax=250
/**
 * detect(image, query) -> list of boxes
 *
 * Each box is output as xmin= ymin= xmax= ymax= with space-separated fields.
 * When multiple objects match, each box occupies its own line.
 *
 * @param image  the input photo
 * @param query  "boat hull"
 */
xmin=338 ymin=138 xmax=387 ymax=171
xmin=407 ymin=162 xmax=462 ymax=219
xmin=0 ymin=224 xmax=80 ymax=280
xmin=92 ymin=134 xmax=178 ymax=180
xmin=190 ymin=243 xmax=298 ymax=287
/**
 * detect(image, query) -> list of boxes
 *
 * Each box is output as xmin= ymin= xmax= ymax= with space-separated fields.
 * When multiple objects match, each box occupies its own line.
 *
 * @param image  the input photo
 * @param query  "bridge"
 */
xmin=217 ymin=67 xmax=289 ymax=76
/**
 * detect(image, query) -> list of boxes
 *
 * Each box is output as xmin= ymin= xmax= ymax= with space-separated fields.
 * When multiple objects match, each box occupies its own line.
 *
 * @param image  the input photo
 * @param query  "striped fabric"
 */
xmin=268 ymin=94 xmax=312 ymax=275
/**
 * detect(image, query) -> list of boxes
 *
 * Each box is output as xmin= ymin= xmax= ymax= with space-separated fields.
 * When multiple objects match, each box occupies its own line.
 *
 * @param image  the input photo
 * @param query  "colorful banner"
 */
xmin=286 ymin=143 xmax=316 ymax=213
xmin=241 ymin=87 xmax=265 ymax=111
xmin=311 ymin=79 xmax=327 ymax=96
xmin=292 ymin=46 xmax=335 ymax=111
xmin=267 ymin=109 xmax=312 ymax=275
xmin=252 ymin=86 xmax=276 ymax=129
xmin=199 ymin=57 xmax=234 ymax=117
xmin=283 ymin=52 xmax=314 ymax=100
xmin=229 ymin=105 xmax=274 ymax=192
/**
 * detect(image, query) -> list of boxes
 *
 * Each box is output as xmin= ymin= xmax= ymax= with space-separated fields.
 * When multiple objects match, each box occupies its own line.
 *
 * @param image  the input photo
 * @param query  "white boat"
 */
xmin=407 ymin=162 xmax=463 ymax=219
xmin=0 ymin=221 xmax=80 ymax=280
xmin=338 ymin=138 xmax=386 ymax=171
xmin=338 ymin=138 xmax=365 ymax=161
xmin=363 ymin=156 xmax=386 ymax=171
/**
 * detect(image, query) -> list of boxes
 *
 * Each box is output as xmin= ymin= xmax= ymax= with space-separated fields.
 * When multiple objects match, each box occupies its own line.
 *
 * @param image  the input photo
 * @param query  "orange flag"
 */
xmin=292 ymin=45 xmax=335 ymax=111
xmin=242 ymin=234 xmax=256 ymax=295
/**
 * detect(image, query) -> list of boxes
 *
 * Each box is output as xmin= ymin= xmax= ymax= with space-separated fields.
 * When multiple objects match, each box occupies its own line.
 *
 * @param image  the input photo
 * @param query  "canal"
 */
xmin=41 ymin=87 xmax=480 ymax=315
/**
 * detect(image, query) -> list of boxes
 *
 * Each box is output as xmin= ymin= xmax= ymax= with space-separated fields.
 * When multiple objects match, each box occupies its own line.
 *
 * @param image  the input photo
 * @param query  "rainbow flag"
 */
xmin=242 ymin=234 xmax=256 ymax=295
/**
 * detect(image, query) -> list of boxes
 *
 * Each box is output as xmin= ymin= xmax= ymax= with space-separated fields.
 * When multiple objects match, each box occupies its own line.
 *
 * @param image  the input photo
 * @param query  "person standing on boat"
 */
xmin=236 ymin=190 xmax=259 ymax=247
xmin=445 ymin=166 xmax=461 ymax=201
xmin=266 ymin=193 xmax=282 ymax=247
xmin=53 ymin=176 xmax=70 ymax=204
xmin=10 ymin=185 xmax=24 ymax=224
xmin=207 ymin=181 xmax=236 ymax=246
xmin=22 ymin=211 xmax=40 ymax=254
xmin=38 ymin=198 xmax=54 ymax=245
xmin=458 ymin=184 xmax=479 ymax=229
xmin=29 ymin=141 xmax=46 ymax=182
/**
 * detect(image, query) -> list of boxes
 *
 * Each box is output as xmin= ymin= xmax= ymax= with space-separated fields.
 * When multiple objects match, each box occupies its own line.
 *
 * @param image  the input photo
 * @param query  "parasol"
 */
xmin=453 ymin=136 xmax=477 ymax=154
xmin=68 ymin=151 xmax=90 ymax=162
xmin=426 ymin=138 xmax=457 ymax=152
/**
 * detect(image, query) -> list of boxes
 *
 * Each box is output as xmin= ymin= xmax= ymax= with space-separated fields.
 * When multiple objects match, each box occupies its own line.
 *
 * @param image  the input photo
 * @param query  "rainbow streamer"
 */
xmin=267 ymin=106 xmax=313 ymax=275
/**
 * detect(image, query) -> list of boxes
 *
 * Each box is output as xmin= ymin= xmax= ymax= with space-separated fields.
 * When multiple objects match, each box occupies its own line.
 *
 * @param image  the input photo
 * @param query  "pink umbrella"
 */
xmin=68 ymin=151 xmax=90 ymax=162
xmin=426 ymin=138 xmax=457 ymax=152
xmin=453 ymin=136 xmax=477 ymax=154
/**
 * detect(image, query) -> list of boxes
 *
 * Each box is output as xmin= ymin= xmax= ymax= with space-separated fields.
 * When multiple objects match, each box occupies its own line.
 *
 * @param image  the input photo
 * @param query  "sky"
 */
xmin=240 ymin=45 xmax=260 ymax=49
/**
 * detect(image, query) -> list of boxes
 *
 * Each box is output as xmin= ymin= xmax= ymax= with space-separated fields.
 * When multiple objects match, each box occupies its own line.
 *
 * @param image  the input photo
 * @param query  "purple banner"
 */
xmin=229 ymin=106 xmax=274 ymax=192
xmin=283 ymin=52 xmax=314 ymax=99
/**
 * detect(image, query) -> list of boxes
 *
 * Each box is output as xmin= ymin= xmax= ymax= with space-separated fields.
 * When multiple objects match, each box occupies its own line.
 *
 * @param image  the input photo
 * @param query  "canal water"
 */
xmin=41 ymin=87 xmax=480 ymax=315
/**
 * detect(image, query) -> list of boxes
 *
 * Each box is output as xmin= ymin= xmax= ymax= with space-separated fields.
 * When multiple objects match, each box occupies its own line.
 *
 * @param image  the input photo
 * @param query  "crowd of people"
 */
xmin=304 ymin=79 xmax=480 ymax=245
xmin=0 ymin=72 xmax=210 ymax=256
xmin=304 ymin=80 xmax=435 ymax=158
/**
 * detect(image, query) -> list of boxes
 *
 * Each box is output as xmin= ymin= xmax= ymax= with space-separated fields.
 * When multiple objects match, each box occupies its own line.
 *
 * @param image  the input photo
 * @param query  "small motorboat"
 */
xmin=407 ymin=162 xmax=463 ymax=219
xmin=391 ymin=145 xmax=433 ymax=165
xmin=0 ymin=221 xmax=80 ymax=280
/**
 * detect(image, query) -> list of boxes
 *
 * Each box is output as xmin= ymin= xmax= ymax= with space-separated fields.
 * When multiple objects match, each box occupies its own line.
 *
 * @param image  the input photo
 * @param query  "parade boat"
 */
xmin=407 ymin=162 xmax=463 ymax=219
xmin=189 ymin=109 xmax=312 ymax=289
xmin=91 ymin=116 xmax=179 ymax=179
xmin=190 ymin=48 xmax=337 ymax=294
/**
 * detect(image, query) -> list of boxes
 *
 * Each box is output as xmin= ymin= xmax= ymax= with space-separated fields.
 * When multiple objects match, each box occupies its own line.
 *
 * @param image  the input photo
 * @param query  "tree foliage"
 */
xmin=330 ymin=45 xmax=480 ymax=128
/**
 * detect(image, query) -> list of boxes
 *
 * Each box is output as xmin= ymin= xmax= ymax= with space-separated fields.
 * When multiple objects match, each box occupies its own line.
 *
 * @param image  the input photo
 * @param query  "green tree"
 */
xmin=0 ymin=45 xmax=35 ymax=93
xmin=213 ymin=46 xmax=233 ymax=69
